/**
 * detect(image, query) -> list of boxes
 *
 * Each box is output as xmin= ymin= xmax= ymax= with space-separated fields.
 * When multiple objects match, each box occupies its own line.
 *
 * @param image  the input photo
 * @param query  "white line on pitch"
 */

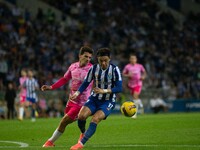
xmin=0 ymin=141 xmax=29 ymax=148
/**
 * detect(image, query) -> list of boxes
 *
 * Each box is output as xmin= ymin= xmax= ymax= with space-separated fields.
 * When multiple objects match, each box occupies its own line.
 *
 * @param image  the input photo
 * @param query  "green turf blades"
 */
xmin=0 ymin=113 xmax=200 ymax=150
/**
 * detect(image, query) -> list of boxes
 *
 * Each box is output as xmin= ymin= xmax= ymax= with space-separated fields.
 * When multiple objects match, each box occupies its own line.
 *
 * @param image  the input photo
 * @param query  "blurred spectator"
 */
xmin=38 ymin=95 xmax=48 ymax=117
xmin=150 ymin=94 xmax=168 ymax=113
xmin=54 ymin=99 xmax=64 ymax=117
xmin=0 ymin=55 xmax=8 ymax=86
xmin=46 ymin=99 xmax=57 ymax=118
xmin=0 ymin=0 xmax=199 ymax=115
xmin=4 ymin=82 xmax=16 ymax=119
xmin=0 ymin=100 xmax=6 ymax=119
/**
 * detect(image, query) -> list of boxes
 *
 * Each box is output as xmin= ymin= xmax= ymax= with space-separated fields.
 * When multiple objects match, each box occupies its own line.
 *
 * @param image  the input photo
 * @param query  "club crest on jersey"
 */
xmin=108 ymin=73 xmax=112 ymax=79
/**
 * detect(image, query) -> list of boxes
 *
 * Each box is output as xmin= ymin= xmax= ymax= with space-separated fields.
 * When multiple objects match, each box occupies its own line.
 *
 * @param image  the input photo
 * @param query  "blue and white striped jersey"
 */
xmin=23 ymin=78 xmax=39 ymax=100
xmin=78 ymin=63 xmax=122 ymax=101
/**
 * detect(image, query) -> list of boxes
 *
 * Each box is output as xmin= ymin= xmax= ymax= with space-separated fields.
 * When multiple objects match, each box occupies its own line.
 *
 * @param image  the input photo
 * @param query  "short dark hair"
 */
xmin=96 ymin=48 xmax=111 ymax=57
xmin=79 ymin=46 xmax=94 ymax=55
xmin=130 ymin=53 xmax=137 ymax=57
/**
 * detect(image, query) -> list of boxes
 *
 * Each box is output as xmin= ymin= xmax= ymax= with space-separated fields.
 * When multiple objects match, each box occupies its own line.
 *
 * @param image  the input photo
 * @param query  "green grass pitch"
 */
xmin=0 ymin=112 xmax=200 ymax=150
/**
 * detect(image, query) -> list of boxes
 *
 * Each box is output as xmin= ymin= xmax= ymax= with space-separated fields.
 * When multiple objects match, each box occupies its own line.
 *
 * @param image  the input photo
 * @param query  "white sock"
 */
xmin=137 ymin=99 xmax=144 ymax=114
xmin=138 ymin=99 xmax=143 ymax=108
xmin=48 ymin=129 xmax=63 ymax=143
xmin=19 ymin=107 xmax=24 ymax=119
xmin=133 ymin=99 xmax=139 ymax=116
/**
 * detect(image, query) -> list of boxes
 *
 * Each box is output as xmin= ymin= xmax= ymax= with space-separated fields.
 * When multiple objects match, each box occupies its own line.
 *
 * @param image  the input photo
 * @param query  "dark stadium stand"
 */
xmin=0 ymin=0 xmax=199 ymax=117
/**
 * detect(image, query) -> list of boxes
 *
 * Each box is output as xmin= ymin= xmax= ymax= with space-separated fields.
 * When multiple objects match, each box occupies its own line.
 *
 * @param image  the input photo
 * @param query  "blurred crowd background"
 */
xmin=0 ymin=0 xmax=199 ymax=119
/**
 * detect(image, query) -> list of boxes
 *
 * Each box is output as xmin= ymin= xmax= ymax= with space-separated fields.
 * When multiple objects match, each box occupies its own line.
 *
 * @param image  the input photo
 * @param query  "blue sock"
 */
xmin=81 ymin=122 xmax=97 ymax=145
xmin=78 ymin=120 xmax=86 ymax=133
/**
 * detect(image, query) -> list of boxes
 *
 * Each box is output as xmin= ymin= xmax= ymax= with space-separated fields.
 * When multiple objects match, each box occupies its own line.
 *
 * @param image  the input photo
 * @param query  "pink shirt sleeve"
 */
xmin=140 ymin=64 xmax=145 ymax=73
xmin=51 ymin=77 xmax=68 ymax=90
xmin=122 ymin=65 xmax=129 ymax=74
xmin=51 ymin=65 xmax=72 ymax=90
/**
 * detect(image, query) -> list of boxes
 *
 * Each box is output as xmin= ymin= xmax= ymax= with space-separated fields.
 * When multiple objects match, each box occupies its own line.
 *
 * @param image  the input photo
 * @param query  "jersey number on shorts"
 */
xmin=107 ymin=103 xmax=114 ymax=110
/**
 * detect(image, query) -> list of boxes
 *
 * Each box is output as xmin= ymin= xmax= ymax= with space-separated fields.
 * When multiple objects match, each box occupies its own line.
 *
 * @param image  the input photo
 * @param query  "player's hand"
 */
xmin=94 ymin=87 xmax=104 ymax=94
xmin=41 ymin=85 xmax=52 ymax=91
xmin=128 ymin=73 xmax=133 ymax=78
xmin=140 ymin=76 xmax=145 ymax=80
xmin=69 ymin=91 xmax=80 ymax=100
xmin=123 ymin=73 xmax=132 ymax=78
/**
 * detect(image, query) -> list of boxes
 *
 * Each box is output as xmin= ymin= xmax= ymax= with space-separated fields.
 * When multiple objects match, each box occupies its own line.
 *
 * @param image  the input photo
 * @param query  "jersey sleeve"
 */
xmin=140 ymin=64 xmax=145 ymax=73
xmin=51 ymin=65 xmax=72 ymax=90
xmin=113 ymin=66 xmax=122 ymax=82
xmin=111 ymin=66 xmax=123 ymax=93
xmin=122 ymin=65 xmax=128 ymax=74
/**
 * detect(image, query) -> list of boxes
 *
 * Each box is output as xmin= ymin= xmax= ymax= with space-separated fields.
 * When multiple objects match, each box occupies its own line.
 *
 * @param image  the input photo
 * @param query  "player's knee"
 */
xmin=91 ymin=116 xmax=101 ymax=124
xmin=62 ymin=115 xmax=73 ymax=124
xmin=133 ymin=96 xmax=138 ymax=99
xmin=78 ymin=114 xmax=87 ymax=120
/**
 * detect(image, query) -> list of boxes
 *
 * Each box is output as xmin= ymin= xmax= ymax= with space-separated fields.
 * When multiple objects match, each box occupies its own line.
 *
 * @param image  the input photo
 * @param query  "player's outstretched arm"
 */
xmin=41 ymin=77 xmax=69 ymax=92
xmin=41 ymin=85 xmax=52 ymax=91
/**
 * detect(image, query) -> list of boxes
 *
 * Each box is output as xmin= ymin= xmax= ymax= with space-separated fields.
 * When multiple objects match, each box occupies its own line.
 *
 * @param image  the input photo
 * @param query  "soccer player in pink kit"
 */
xmin=18 ymin=69 xmax=27 ymax=121
xmin=123 ymin=54 xmax=146 ymax=118
xmin=41 ymin=46 xmax=94 ymax=147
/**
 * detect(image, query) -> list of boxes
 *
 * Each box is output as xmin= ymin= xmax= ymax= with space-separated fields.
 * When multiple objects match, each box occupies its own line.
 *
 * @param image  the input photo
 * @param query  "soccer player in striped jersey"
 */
xmin=23 ymin=69 xmax=39 ymax=122
xmin=18 ymin=69 xmax=27 ymax=121
xmin=70 ymin=48 xmax=122 ymax=150
xmin=41 ymin=46 xmax=94 ymax=147
xmin=122 ymin=54 xmax=146 ymax=118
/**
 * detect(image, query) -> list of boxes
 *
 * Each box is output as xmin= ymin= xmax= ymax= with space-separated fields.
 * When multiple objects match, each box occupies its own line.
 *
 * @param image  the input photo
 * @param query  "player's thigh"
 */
xmin=79 ymin=98 xmax=96 ymax=119
xmin=91 ymin=110 xmax=106 ymax=124
xmin=78 ymin=106 xmax=92 ymax=120
xmin=61 ymin=114 xmax=74 ymax=124
xmin=58 ymin=114 xmax=74 ymax=132
xmin=98 ymin=101 xmax=115 ymax=119
xmin=133 ymin=93 xmax=139 ymax=99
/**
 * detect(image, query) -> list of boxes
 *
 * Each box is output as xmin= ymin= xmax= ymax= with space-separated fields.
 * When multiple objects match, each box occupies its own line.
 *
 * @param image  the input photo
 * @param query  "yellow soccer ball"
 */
xmin=120 ymin=101 xmax=137 ymax=117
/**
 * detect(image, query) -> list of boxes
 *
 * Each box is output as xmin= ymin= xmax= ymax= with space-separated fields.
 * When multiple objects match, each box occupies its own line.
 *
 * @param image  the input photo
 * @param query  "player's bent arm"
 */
xmin=97 ymin=81 xmax=122 ymax=94
xmin=111 ymin=81 xmax=123 ymax=93
xmin=122 ymin=72 xmax=128 ymax=77
xmin=103 ymin=89 xmax=111 ymax=94
xmin=78 ymin=80 xmax=91 ymax=93
xmin=51 ymin=77 xmax=68 ymax=90
xmin=141 ymin=70 xmax=147 ymax=80
xmin=70 ymin=80 xmax=90 ymax=100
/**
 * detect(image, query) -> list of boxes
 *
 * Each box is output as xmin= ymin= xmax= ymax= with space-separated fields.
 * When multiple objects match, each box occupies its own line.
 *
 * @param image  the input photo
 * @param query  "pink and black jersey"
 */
xmin=123 ymin=63 xmax=145 ymax=88
xmin=65 ymin=62 xmax=93 ymax=106
xmin=51 ymin=62 xmax=93 ymax=107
